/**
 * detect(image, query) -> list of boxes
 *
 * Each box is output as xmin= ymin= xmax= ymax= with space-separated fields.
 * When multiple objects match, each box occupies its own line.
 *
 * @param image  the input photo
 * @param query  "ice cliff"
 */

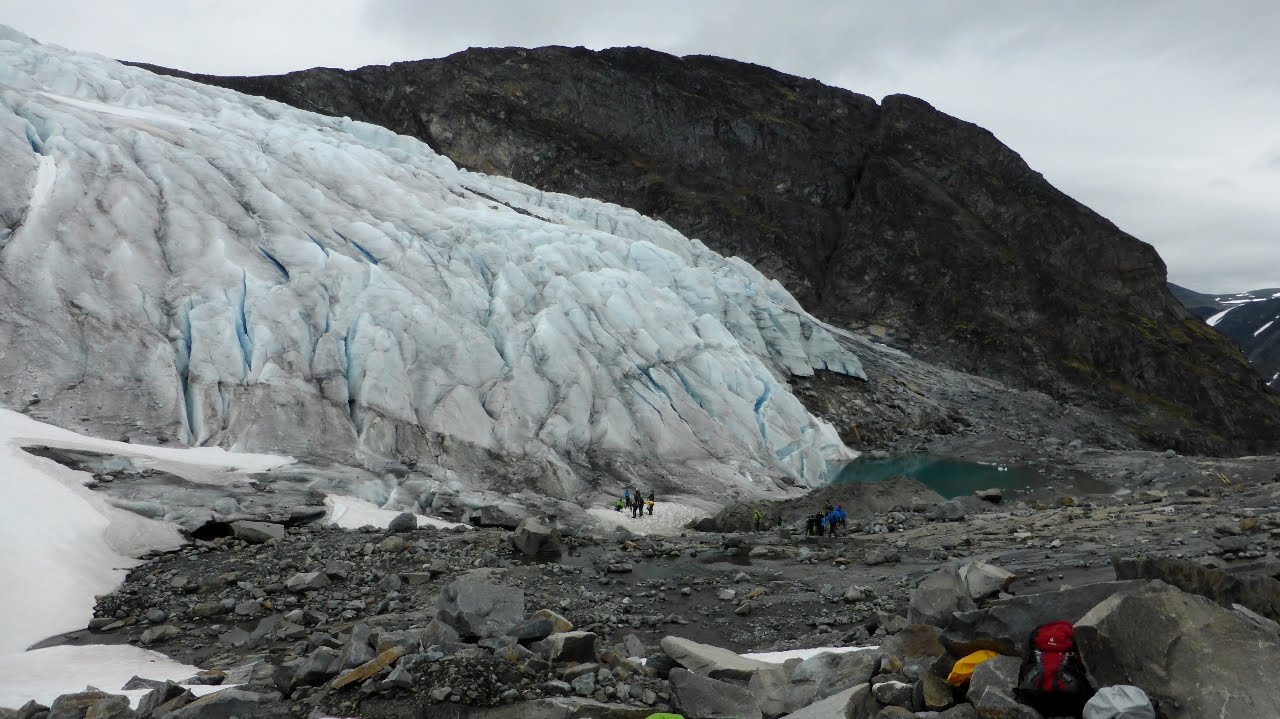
xmin=0 ymin=27 xmax=863 ymax=498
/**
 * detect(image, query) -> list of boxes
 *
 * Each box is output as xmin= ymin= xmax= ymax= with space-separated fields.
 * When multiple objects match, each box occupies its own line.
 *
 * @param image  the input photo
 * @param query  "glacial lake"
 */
xmin=830 ymin=454 xmax=1042 ymax=499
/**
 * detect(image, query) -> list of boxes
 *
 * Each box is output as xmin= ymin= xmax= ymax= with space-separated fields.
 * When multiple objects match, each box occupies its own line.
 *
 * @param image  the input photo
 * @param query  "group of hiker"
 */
xmin=615 ymin=488 xmax=655 ymax=518
xmin=804 ymin=503 xmax=847 ymax=536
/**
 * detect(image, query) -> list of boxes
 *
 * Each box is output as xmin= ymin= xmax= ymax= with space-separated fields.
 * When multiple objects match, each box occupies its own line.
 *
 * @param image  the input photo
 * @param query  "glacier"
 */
xmin=0 ymin=26 xmax=864 ymax=500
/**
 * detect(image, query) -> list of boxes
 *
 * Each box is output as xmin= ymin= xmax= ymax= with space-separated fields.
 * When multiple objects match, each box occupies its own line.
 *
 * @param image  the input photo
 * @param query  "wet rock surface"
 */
xmin=12 ymin=445 xmax=1280 ymax=717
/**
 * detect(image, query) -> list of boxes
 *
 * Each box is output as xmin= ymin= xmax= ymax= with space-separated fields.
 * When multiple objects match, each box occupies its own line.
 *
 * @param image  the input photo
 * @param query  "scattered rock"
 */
xmin=230 ymin=521 xmax=285 ymax=544
xmin=863 ymin=549 xmax=901 ymax=566
xmin=533 ymin=631 xmax=598 ymax=664
xmin=285 ymin=571 xmax=330 ymax=592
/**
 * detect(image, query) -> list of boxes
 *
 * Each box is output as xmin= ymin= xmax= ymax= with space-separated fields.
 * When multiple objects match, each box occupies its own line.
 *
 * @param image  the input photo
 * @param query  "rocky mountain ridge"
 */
xmin=132 ymin=46 xmax=1280 ymax=453
xmin=1170 ymin=283 xmax=1280 ymax=390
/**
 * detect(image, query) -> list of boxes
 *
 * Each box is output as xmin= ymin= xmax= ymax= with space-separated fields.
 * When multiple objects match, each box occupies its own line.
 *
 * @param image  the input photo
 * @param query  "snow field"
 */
xmin=0 ymin=409 xmax=289 ymax=699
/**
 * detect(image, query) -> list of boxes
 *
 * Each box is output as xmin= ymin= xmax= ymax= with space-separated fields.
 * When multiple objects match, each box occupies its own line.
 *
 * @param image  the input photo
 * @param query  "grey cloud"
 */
xmin=3 ymin=0 xmax=1277 ymax=290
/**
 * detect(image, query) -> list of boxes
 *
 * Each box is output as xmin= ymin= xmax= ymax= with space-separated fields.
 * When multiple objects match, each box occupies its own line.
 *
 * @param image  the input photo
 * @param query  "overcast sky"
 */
xmin=4 ymin=1 xmax=1276 ymax=293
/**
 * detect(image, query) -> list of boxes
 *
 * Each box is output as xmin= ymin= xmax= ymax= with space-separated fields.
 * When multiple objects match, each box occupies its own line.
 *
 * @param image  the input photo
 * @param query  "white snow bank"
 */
xmin=0 ymin=644 xmax=225 ymax=708
xmin=325 ymin=494 xmax=466 ymax=530
xmin=1254 ymin=320 xmax=1275 ymax=337
xmin=0 ymin=408 xmax=290 ymax=654
xmin=742 ymin=645 xmax=877 ymax=663
xmin=1206 ymin=306 xmax=1238 ymax=327
xmin=585 ymin=500 xmax=713 ymax=536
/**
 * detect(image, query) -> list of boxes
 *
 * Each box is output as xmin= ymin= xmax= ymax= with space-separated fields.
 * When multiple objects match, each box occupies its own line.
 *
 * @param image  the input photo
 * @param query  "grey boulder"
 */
xmin=437 ymin=580 xmax=525 ymax=639
xmin=908 ymin=568 xmax=976 ymax=627
xmin=532 ymin=631 xmax=598 ymax=664
xmin=661 ymin=635 xmax=774 ymax=681
xmin=670 ymin=668 xmax=763 ymax=719
xmin=285 ymin=571 xmax=330 ymax=592
xmin=958 ymin=561 xmax=1015 ymax=601
xmin=229 ymin=520 xmax=284 ymax=544
xmin=387 ymin=512 xmax=417 ymax=532
xmin=511 ymin=517 xmax=562 ymax=557
xmin=1074 ymin=582 xmax=1280 ymax=719
xmin=48 ymin=692 xmax=135 ymax=719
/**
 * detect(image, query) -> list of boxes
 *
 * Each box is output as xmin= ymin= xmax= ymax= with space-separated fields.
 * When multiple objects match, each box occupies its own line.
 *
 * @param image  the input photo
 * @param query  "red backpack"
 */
xmin=1014 ymin=621 xmax=1092 ymax=715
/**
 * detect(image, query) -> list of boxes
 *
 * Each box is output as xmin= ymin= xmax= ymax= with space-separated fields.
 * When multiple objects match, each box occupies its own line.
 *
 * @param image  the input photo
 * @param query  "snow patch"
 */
xmin=1254 ymin=320 xmax=1275 ymax=337
xmin=0 ymin=644 xmax=227 ymax=708
xmin=1207 ymin=306 xmax=1239 ymax=327
xmin=29 ymin=154 xmax=56 ymax=212
xmin=324 ymin=494 xmax=466 ymax=530
xmin=585 ymin=500 xmax=714 ymax=536
xmin=0 ymin=409 xmax=290 ymax=654
xmin=742 ymin=645 xmax=877 ymax=663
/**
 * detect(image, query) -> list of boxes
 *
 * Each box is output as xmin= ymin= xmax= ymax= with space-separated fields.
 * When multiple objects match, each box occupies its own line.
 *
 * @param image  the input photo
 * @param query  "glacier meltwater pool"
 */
xmin=830 ymin=454 xmax=1041 ymax=499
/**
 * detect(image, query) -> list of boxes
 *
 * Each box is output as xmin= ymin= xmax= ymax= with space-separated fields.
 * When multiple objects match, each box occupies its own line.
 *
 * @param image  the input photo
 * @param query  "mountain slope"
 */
xmin=1170 ymin=284 xmax=1280 ymax=391
xmin=0 ymin=27 xmax=866 ymax=500
xmin=132 ymin=47 xmax=1280 ymax=454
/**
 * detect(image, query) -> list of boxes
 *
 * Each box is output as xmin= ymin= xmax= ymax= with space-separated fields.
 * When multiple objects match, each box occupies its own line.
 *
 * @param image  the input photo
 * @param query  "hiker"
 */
xmin=614 ymin=498 xmax=624 ymax=512
xmin=804 ymin=513 xmax=815 ymax=536
xmin=623 ymin=488 xmax=631 ymax=508
xmin=825 ymin=508 xmax=839 ymax=537
xmin=835 ymin=504 xmax=848 ymax=529
xmin=646 ymin=491 xmax=655 ymax=516
xmin=815 ymin=512 xmax=826 ymax=537
xmin=752 ymin=508 xmax=764 ymax=531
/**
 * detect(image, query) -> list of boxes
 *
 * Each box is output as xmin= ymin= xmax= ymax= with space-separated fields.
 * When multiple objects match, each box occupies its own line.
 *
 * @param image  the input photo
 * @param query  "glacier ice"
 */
xmin=0 ymin=27 xmax=864 ymax=498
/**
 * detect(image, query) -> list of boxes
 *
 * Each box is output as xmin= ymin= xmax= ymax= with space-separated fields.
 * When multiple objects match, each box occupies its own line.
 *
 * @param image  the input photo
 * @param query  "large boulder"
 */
xmin=908 ymin=568 xmax=976 ymax=627
xmin=387 ymin=512 xmax=417 ymax=532
xmin=785 ymin=649 xmax=883 ymax=709
xmin=229 ymin=520 xmax=284 ymax=544
xmin=964 ymin=654 xmax=1021 ymax=705
xmin=669 ymin=668 xmax=764 ymax=719
xmin=512 ymin=518 xmax=562 ymax=557
xmin=1113 ymin=555 xmax=1280 ymax=622
xmin=437 ymin=580 xmax=526 ymax=639
xmin=136 ymin=682 xmax=195 ymax=719
xmin=942 ymin=580 xmax=1146 ymax=657
xmin=47 ymin=692 xmax=135 ymax=719
xmin=1074 ymin=582 xmax=1280 ymax=719
xmin=958 ymin=561 xmax=1016 ymax=601
xmin=747 ymin=665 xmax=794 ymax=718
xmin=533 ymin=631 xmax=599 ymax=664
xmin=162 ymin=689 xmax=278 ymax=719
xmin=660 ymin=636 xmax=775 ymax=681
xmin=779 ymin=685 xmax=865 ymax=719
xmin=466 ymin=503 xmax=530 ymax=529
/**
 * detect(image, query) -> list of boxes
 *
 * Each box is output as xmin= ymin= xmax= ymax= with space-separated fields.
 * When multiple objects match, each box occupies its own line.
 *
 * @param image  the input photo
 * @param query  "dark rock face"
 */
xmin=133 ymin=49 xmax=1280 ymax=454
xmin=1169 ymin=284 xmax=1279 ymax=391
xmin=1113 ymin=555 xmax=1280 ymax=622
xmin=1074 ymin=582 xmax=1280 ymax=719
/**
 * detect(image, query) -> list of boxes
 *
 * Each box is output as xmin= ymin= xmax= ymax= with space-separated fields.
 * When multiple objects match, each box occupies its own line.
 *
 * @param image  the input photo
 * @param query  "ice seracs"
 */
xmin=0 ymin=27 xmax=863 ymax=498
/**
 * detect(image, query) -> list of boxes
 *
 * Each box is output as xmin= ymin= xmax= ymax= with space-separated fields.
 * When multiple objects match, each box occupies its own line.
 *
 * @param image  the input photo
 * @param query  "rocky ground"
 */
xmin=9 ymin=443 xmax=1280 ymax=718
